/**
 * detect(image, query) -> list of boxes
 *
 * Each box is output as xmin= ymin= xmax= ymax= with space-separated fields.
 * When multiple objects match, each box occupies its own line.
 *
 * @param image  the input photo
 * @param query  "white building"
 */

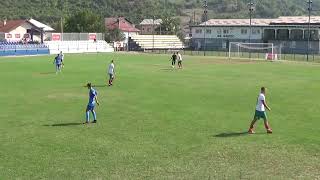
xmin=191 ymin=16 xmax=320 ymax=54
xmin=0 ymin=19 xmax=54 ymax=43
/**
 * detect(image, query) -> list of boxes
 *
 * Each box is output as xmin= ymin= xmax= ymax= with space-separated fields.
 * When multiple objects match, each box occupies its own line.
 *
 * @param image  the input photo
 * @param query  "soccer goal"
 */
xmin=228 ymin=42 xmax=281 ymax=60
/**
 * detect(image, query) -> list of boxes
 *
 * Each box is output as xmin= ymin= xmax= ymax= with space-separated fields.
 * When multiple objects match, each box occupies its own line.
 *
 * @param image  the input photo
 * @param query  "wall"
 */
xmin=0 ymin=33 xmax=5 ymax=41
xmin=192 ymin=26 xmax=263 ymax=40
xmin=191 ymin=38 xmax=263 ymax=51
xmin=0 ymin=44 xmax=50 ymax=56
xmin=5 ymin=22 xmax=50 ymax=42
xmin=140 ymin=24 xmax=160 ymax=35
xmin=46 ymin=33 xmax=104 ymax=41
xmin=45 ymin=41 xmax=114 ymax=54
xmin=191 ymin=26 xmax=264 ymax=50
xmin=6 ymin=23 xmax=32 ymax=42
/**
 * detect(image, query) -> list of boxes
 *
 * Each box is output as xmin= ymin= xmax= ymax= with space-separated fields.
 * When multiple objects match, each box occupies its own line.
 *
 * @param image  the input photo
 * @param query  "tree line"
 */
xmin=1 ymin=0 xmax=317 ymax=24
xmin=0 ymin=0 xmax=318 ymax=41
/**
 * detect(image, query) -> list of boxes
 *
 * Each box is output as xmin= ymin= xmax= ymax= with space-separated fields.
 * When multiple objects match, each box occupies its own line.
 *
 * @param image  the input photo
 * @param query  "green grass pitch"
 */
xmin=0 ymin=53 xmax=319 ymax=179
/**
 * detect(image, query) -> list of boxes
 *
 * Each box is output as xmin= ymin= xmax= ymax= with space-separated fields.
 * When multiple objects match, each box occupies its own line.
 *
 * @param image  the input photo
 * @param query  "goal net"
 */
xmin=228 ymin=42 xmax=281 ymax=60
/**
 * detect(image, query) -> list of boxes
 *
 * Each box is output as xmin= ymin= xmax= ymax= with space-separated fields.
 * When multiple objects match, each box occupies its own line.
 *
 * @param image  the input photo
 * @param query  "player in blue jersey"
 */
xmin=53 ymin=54 xmax=62 ymax=74
xmin=84 ymin=83 xmax=100 ymax=124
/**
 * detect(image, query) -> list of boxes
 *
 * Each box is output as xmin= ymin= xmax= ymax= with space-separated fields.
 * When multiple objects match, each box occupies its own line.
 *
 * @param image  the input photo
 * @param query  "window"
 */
xmin=217 ymin=29 xmax=222 ymax=34
xmin=24 ymin=34 xmax=30 ymax=38
xmin=206 ymin=29 xmax=212 ymax=34
xmin=15 ymin=34 xmax=20 ymax=38
xmin=241 ymin=29 xmax=248 ymax=34
xmin=6 ymin=34 xmax=12 ymax=38
xmin=222 ymin=41 xmax=227 ymax=48
xmin=223 ymin=29 xmax=229 ymax=34
xmin=252 ymin=29 xmax=261 ymax=34
xmin=195 ymin=29 xmax=202 ymax=34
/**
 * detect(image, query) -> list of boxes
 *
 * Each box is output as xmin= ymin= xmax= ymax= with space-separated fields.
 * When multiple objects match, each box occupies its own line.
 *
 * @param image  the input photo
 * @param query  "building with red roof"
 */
xmin=0 ymin=19 xmax=54 ymax=42
xmin=105 ymin=17 xmax=140 ymax=49
xmin=105 ymin=17 xmax=140 ymax=33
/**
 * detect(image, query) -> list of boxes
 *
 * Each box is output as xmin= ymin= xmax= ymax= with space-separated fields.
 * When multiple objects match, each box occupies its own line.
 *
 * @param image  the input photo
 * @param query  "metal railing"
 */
xmin=143 ymin=47 xmax=320 ymax=62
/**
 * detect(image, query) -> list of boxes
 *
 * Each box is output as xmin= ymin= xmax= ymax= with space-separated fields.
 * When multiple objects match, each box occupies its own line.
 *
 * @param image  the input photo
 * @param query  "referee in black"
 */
xmin=171 ymin=52 xmax=177 ymax=68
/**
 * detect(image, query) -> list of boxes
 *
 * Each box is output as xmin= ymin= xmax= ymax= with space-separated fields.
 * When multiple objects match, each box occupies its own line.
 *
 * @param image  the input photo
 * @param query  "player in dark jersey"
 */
xmin=53 ymin=54 xmax=62 ymax=74
xmin=171 ymin=52 xmax=177 ymax=68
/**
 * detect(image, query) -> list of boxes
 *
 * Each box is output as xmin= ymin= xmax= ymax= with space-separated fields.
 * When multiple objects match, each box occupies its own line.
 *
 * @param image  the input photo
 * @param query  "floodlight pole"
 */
xmin=307 ymin=0 xmax=312 ymax=61
xmin=203 ymin=0 xmax=208 ymax=56
xmin=248 ymin=0 xmax=254 ymax=59
xmin=153 ymin=16 xmax=155 ymax=52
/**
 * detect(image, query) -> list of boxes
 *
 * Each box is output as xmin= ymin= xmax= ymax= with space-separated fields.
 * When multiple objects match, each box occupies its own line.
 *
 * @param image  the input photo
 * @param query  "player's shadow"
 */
xmin=40 ymin=72 xmax=56 ymax=75
xmin=214 ymin=131 xmax=248 ymax=138
xmin=44 ymin=122 xmax=83 ymax=127
xmin=160 ymin=68 xmax=175 ymax=71
xmin=93 ymin=85 xmax=107 ymax=87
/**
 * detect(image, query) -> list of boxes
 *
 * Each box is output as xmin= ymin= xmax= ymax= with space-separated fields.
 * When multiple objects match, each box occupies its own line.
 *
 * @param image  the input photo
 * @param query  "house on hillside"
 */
xmin=105 ymin=17 xmax=140 ymax=50
xmin=0 ymin=19 xmax=54 ymax=43
xmin=139 ymin=19 xmax=162 ymax=35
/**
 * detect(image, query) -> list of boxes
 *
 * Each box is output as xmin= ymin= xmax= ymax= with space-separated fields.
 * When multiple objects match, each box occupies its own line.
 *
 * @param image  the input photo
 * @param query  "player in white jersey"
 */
xmin=177 ymin=52 xmax=183 ymax=69
xmin=248 ymin=87 xmax=273 ymax=134
xmin=59 ymin=51 xmax=65 ymax=68
xmin=107 ymin=60 xmax=115 ymax=86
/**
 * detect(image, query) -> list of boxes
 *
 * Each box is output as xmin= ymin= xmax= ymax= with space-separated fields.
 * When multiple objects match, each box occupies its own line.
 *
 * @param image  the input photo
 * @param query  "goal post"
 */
xmin=228 ymin=42 xmax=280 ymax=60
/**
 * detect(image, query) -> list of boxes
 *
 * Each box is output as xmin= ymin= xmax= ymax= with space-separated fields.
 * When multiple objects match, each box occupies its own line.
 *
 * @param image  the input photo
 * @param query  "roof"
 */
xmin=140 ymin=19 xmax=162 ymax=25
xmin=199 ymin=19 xmax=273 ymax=26
xmin=105 ymin=17 xmax=140 ymax=32
xmin=28 ymin=19 xmax=55 ymax=31
xmin=0 ymin=19 xmax=55 ymax=33
xmin=197 ymin=16 xmax=320 ymax=27
xmin=0 ymin=20 xmax=27 ymax=33
xmin=270 ymin=16 xmax=320 ymax=25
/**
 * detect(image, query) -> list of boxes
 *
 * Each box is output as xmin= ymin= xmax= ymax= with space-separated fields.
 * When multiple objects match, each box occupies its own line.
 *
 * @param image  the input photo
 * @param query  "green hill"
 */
xmin=0 ymin=0 xmax=318 ymax=29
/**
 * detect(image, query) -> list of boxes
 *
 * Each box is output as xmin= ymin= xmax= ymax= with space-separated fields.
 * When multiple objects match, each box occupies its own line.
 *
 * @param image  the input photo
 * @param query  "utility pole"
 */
xmin=203 ymin=0 xmax=208 ymax=56
xmin=153 ymin=16 xmax=155 ymax=52
xmin=61 ymin=0 xmax=65 ymax=41
xmin=248 ymin=0 xmax=254 ymax=59
xmin=61 ymin=17 xmax=64 ymax=40
xmin=307 ymin=0 xmax=312 ymax=61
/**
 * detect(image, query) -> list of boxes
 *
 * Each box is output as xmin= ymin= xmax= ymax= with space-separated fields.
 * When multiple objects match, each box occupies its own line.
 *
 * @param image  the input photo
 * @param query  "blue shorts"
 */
xmin=87 ymin=104 xmax=95 ymax=111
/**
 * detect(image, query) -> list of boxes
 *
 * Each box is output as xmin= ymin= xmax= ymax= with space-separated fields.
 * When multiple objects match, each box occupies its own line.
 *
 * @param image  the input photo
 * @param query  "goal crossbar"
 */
xmin=228 ymin=42 xmax=278 ymax=60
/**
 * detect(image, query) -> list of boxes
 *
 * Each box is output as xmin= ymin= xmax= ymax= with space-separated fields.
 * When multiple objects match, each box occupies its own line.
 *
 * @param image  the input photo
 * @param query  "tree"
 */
xmin=157 ymin=16 xmax=181 ymax=35
xmin=0 ymin=0 xmax=318 ymax=35
xmin=105 ymin=28 xmax=126 ymax=42
xmin=64 ymin=10 xmax=104 ymax=33
xmin=155 ymin=16 xmax=185 ymax=42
